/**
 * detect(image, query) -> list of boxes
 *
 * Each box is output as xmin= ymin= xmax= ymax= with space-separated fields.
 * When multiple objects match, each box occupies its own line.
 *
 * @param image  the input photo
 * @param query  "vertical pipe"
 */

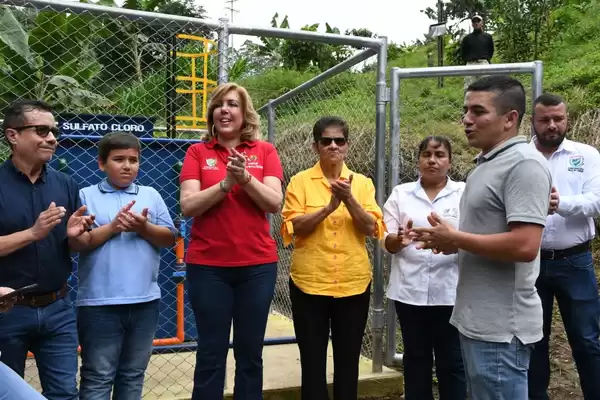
xmin=266 ymin=100 xmax=275 ymax=231
xmin=191 ymin=57 xmax=197 ymax=125
xmin=371 ymin=36 xmax=388 ymax=373
xmin=166 ymin=34 xmax=177 ymax=138
xmin=267 ymin=100 xmax=275 ymax=144
xmin=531 ymin=60 xmax=544 ymax=136
xmin=217 ymin=17 xmax=230 ymax=85
xmin=437 ymin=0 xmax=444 ymax=88
xmin=385 ymin=68 xmax=401 ymax=366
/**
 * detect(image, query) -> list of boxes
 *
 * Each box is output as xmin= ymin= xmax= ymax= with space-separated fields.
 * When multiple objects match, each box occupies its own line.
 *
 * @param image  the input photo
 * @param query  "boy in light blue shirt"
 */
xmin=71 ymin=131 xmax=177 ymax=399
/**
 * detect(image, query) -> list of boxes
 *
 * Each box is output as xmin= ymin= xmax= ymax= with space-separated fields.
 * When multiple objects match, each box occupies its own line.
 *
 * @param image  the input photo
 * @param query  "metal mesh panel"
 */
xmin=386 ymin=65 xmax=542 ymax=364
xmin=395 ymin=74 xmax=536 ymax=186
xmin=0 ymin=1 xmax=220 ymax=397
xmin=0 ymin=0 xmax=388 ymax=395
xmin=258 ymin=68 xmax=379 ymax=359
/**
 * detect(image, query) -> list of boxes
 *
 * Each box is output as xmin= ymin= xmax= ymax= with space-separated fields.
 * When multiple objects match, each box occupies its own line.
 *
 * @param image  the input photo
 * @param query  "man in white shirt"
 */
xmin=528 ymin=93 xmax=600 ymax=400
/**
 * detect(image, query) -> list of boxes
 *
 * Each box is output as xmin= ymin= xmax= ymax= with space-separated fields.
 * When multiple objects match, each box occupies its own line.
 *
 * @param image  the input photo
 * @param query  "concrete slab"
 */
xmin=24 ymin=313 xmax=403 ymax=399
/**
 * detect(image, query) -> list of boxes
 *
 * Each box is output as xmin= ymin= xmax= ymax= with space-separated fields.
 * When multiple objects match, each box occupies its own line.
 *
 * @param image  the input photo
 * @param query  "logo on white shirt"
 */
xmin=442 ymin=207 xmax=459 ymax=219
xmin=568 ymin=155 xmax=584 ymax=172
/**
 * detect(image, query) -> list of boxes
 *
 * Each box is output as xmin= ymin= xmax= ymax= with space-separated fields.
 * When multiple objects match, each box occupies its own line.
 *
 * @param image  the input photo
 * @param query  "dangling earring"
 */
xmin=211 ymin=125 xmax=217 ymax=137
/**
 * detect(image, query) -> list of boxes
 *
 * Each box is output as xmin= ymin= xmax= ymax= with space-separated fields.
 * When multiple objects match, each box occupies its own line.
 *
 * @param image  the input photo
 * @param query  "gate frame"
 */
xmin=385 ymin=61 xmax=544 ymax=366
xmin=4 ymin=0 xmax=390 ymax=374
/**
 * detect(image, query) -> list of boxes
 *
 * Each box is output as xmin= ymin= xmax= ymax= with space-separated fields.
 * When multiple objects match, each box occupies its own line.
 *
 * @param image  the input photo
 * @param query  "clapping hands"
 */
xmin=110 ymin=200 xmax=149 ymax=234
xmin=326 ymin=174 xmax=354 ymax=213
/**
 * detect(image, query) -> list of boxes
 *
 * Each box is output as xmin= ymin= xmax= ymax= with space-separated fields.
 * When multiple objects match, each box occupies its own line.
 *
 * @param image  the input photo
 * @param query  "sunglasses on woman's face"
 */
xmin=13 ymin=125 xmax=60 ymax=139
xmin=319 ymin=137 xmax=347 ymax=147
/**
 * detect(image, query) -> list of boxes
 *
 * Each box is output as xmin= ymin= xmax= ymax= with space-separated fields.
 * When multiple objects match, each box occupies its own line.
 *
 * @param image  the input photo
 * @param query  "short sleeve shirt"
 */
xmin=179 ymin=138 xmax=283 ymax=267
xmin=0 ymin=159 xmax=81 ymax=293
xmin=451 ymin=136 xmax=552 ymax=345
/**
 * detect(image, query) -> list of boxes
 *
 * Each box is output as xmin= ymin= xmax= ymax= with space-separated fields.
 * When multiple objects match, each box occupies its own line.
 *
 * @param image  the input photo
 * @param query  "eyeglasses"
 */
xmin=319 ymin=137 xmax=347 ymax=147
xmin=12 ymin=125 xmax=60 ymax=139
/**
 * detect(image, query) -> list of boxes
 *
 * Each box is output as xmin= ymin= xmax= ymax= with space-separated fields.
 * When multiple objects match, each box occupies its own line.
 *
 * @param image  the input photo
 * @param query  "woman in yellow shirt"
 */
xmin=281 ymin=116 xmax=385 ymax=400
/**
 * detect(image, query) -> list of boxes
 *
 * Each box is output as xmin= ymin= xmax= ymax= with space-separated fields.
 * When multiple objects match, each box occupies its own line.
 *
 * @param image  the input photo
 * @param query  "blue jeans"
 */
xmin=0 ymin=360 xmax=47 ymax=400
xmin=460 ymin=333 xmax=532 ymax=400
xmin=0 ymin=297 xmax=78 ymax=400
xmin=395 ymin=302 xmax=466 ymax=400
xmin=528 ymin=251 xmax=600 ymax=400
xmin=187 ymin=263 xmax=277 ymax=400
xmin=78 ymin=299 xmax=160 ymax=400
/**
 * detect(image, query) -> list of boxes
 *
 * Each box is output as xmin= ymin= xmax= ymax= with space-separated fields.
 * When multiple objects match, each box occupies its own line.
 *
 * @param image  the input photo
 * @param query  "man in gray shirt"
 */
xmin=411 ymin=75 xmax=552 ymax=399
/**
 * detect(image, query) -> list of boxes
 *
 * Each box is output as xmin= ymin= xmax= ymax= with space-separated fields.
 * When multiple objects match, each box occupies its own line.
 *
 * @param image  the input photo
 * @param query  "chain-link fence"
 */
xmin=384 ymin=61 xmax=544 ymax=366
xmin=0 ymin=0 xmax=388 ymax=396
xmin=0 ymin=0 xmax=225 ymax=396
xmin=254 ymin=48 xmax=381 ymax=361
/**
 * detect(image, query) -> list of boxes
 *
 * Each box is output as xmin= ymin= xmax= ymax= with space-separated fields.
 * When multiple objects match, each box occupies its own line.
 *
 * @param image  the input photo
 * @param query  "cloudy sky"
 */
xmin=198 ymin=0 xmax=440 ymax=48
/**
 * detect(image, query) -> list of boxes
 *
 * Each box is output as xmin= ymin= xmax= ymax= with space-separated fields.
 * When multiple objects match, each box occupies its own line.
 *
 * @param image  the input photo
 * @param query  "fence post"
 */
xmin=385 ymin=67 xmax=401 ymax=367
xmin=266 ymin=100 xmax=275 ymax=232
xmin=530 ymin=61 xmax=544 ymax=136
xmin=371 ymin=35 xmax=388 ymax=374
xmin=267 ymin=100 xmax=276 ymax=144
xmin=218 ymin=17 xmax=230 ymax=84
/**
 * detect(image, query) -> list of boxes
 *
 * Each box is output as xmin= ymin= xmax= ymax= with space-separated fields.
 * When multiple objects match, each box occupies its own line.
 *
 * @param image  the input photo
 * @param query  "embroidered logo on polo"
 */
xmin=568 ymin=155 xmax=584 ymax=173
xmin=442 ymin=207 xmax=459 ymax=219
xmin=242 ymin=152 xmax=263 ymax=169
xmin=203 ymin=158 xmax=219 ymax=170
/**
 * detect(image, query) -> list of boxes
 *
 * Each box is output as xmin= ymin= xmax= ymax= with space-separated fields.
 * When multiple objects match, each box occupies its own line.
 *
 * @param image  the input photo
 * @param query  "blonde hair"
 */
xmin=204 ymin=83 xmax=260 ymax=142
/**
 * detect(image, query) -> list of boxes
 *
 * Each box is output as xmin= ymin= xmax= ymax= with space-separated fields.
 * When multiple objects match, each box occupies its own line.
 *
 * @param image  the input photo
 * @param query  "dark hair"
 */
xmin=98 ymin=131 xmax=141 ymax=163
xmin=533 ymin=93 xmax=565 ymax=111
xmin=312 ymin=116 xmax=349 ymax=143
xmin=467 ymin=75 xmax=526 ymax=128
xmin=418 ymin=135 xmax=453 ymax=161
xmin=2 ymin=99 xmax=53 ymax=133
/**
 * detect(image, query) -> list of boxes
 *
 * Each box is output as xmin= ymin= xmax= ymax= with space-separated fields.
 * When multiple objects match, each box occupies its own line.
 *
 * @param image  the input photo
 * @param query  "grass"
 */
xmin=239 ymin=2 xmax=600 ymax=398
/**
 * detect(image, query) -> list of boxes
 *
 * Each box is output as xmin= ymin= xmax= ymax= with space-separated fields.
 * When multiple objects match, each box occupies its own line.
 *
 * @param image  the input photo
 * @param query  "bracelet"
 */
xmin=240 ymin=173 xmax=252 ymax=186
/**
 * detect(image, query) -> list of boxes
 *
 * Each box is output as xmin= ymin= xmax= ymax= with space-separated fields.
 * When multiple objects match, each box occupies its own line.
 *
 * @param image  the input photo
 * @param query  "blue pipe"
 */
xmin=152 ymin=336 xmax=298 ymax=354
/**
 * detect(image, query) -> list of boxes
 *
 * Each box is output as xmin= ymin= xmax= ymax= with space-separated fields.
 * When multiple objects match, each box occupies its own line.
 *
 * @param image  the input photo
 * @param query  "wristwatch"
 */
xmin=219 ymin=180 xmax=232 ymax=193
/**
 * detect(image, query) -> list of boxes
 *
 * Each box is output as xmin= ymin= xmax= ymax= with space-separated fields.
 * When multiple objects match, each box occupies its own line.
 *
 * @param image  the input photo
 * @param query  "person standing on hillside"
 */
xmin=460 ymin=15 xmax=494 ymax=91
xmin=527 ymin=93 xmax=600 ymax=400
xmin=410 ymin=76 xmax=552 ymax=399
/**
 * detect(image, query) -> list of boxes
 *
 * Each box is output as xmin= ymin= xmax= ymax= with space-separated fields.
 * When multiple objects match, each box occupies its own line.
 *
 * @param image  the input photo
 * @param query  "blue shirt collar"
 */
xmin=5 ymin=157 xmax=48 ymax=183
xmin=97 ymin=179 xmax=139 ymax=195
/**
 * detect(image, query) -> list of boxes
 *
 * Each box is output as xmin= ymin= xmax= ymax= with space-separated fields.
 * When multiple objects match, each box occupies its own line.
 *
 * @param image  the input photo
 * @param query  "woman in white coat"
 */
xmin=382 ymin=136 xmax=466 ymax=400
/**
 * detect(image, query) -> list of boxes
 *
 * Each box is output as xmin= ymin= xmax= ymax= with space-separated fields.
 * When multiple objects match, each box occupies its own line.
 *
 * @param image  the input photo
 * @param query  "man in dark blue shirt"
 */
xmin=0 ymin=99 xmax=93 ymax=400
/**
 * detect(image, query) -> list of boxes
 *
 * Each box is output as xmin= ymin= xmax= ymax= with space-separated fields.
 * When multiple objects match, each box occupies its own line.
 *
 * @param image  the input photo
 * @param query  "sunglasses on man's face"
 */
xmin=13 ymin=125 xmax=60 ymax=139
xmin=319 ymin=137 xmax=347 ymax=147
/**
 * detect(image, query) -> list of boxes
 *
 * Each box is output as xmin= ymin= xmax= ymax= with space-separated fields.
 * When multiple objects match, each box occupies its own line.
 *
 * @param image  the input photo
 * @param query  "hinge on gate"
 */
xmin=383 ymin=87 xmax=391 ymax=103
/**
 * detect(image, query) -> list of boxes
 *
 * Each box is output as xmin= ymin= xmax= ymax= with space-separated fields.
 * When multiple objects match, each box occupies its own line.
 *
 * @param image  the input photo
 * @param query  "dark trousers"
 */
xmin=528 ymin=251 xmax=600 ymax=400
xmin=289 ymin=279 xmax=370 ymax=400
xmin=0 ymin=297 xmax=78 ymax=400
xmin=395 ymin=301 xmax=466 ymax=400
xmin=78 ymin=299 xmax=160 ymax=400
xmin=187 ymin=263 xmax=277 ymax=400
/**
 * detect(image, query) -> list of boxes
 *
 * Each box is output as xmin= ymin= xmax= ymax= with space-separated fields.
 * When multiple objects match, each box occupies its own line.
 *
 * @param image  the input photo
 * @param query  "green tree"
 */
xmin=242 ymin=13 xmax=359 ymax=73
xmin=487 ymin=0 xmax=564 ymax=62
xmin=0 ymin=6 xmax=110 ymax=111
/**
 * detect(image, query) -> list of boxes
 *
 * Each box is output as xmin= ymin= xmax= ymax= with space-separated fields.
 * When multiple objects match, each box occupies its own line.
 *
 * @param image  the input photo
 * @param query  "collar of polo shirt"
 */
xmin=308 ymin=161 xmax=352 ymax=181
xmin=473 ymin=135 xmax=528 ymax=164
xmin=97 ymin=179 xmax=139 ymax=195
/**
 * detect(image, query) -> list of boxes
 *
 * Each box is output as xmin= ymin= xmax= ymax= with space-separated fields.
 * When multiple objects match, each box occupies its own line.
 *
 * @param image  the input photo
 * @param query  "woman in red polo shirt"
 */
xmin=179 ymin=82 xmax=283 ymax=399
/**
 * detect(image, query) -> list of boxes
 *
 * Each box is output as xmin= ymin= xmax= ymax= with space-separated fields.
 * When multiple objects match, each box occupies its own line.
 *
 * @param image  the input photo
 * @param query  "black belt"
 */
xmin=15 ymin=284 xmax=68 ymax=308
xmin=541 ymin=241 xmax=591 ymax=260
